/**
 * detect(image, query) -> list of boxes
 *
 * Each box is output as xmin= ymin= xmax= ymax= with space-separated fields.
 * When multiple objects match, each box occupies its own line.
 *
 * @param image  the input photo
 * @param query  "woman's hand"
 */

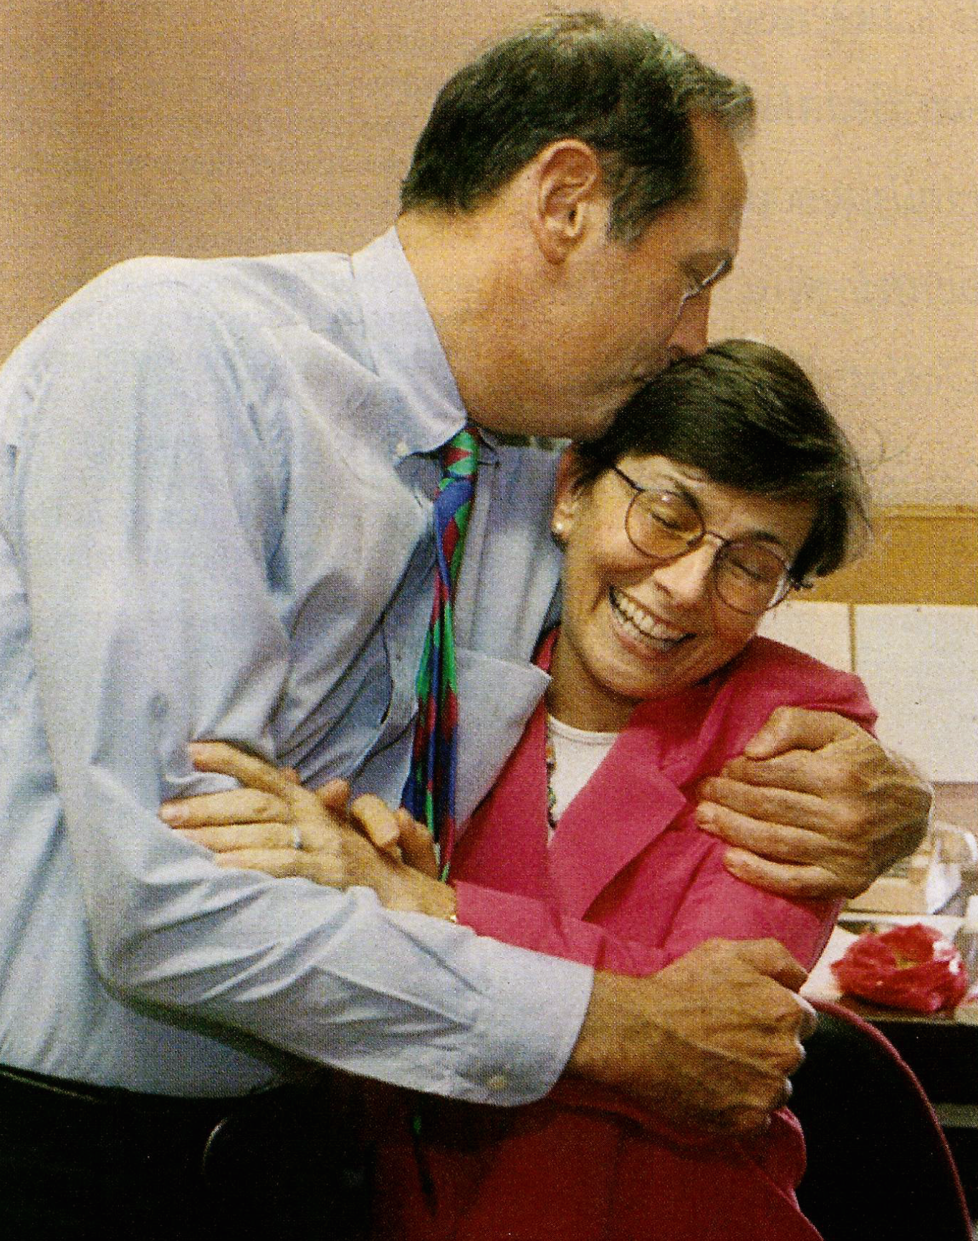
xmin=159 ymin=742 xmax=452 ymax=917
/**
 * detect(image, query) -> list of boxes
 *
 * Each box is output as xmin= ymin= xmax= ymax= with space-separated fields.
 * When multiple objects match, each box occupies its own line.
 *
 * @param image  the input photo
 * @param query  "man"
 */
xmin=0 ymin=10 xmax=927 ymax=1236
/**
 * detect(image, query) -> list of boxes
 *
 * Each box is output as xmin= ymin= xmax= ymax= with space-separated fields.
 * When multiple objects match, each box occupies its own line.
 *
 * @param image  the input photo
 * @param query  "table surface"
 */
xmin=934 ymin=783 xmax=978 ymax=832
xmin=805 ymin=783 xmax=978 ymax=1094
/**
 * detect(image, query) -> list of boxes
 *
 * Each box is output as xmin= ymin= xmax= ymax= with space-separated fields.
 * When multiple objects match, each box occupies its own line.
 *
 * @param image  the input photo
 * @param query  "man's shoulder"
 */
xmin=1 ymin=248 xmax=371 ymax=403
xmin=74 ymin=250 xmax=357 ymax=333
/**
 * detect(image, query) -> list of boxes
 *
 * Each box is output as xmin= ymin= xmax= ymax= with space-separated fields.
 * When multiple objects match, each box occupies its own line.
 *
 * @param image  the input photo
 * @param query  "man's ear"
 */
xmin=530 ymin=140 xmax=606 ymax=264
xmin=551 ymin=447 xmax=588 ymax=538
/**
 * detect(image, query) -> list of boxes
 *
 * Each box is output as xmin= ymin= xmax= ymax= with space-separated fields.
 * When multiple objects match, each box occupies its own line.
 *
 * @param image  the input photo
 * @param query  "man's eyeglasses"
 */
xmin=610 ymin=465 xmax=800 ymax=615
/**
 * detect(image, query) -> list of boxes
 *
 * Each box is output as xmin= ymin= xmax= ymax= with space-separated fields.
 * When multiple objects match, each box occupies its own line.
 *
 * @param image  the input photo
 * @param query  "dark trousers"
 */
xmin=0 ymin=1064 xmax=372 ymax=1240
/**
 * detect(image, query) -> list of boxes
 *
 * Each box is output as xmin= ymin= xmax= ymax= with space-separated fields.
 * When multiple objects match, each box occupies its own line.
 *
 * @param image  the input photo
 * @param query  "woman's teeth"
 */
xmin=610 ymin=589 xmax=689 ymax=648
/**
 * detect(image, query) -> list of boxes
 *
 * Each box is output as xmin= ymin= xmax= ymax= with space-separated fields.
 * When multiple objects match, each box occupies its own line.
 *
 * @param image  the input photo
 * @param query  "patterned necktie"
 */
xmin=403 ymin=426 xmax=481 ymax=877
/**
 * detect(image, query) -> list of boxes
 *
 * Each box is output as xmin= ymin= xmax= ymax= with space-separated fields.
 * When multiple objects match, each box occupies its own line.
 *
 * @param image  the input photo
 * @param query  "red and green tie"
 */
xmin=403 ymin=426 xmax=481 ymax=878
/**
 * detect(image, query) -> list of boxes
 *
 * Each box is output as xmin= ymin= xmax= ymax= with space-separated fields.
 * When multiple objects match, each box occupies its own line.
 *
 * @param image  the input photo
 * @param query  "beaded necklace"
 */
xmin=544 ymin=718 xmax=558 ymax=831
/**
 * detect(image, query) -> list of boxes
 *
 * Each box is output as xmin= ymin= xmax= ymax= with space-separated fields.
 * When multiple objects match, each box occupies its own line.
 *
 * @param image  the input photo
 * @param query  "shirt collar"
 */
xmin=352 ymin=226 xmax=487 ymax=462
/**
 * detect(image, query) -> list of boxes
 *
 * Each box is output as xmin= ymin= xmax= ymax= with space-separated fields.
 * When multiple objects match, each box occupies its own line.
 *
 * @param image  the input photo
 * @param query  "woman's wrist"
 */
xmin=426 ymin=878 xmax=459 ymax=923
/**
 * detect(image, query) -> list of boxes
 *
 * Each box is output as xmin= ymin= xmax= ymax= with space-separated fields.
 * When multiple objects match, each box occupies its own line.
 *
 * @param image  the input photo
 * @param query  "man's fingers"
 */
xmin=160 ymin=788 xmax=290 ymax=828
xmin=730 ymin=941 xmax=817 ymax=1038
xmin=708 ymin=750 xmax=850 ymax=797
xmin=796 ymin=995 xmax=818 ymax=1041
xmin=187 ymin=741 xmax=292 ymax=796
xmin=696 ymin=798 xmax=844 ymax=863
xmin=731 ymin=938 xmax=808 ymax=994
xmin=721 ymin=848 xmax=850 ymax=900
xmin=742 ymin=707 xmax=860 ymax=760
xmin=696 ymin=783 xmax=821 ymax=837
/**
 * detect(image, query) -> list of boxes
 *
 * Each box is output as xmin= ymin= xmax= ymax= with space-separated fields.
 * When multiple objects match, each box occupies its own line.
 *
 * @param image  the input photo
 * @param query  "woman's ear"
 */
xmin=551 ymin=447 xmax=588 ymax=540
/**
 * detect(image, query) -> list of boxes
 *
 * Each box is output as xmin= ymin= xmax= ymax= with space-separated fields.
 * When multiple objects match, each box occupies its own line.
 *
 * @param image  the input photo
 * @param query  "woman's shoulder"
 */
xmin=721 ymin=636 xmax=875 ymax=722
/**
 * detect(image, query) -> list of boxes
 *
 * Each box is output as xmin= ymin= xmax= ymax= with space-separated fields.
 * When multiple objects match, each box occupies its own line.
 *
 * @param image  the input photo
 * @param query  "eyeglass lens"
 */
xmin=626 ymin=489 xmax=790 ymax=614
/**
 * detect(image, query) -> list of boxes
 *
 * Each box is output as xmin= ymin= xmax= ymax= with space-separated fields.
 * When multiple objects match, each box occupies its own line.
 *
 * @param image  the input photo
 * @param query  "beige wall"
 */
xmin=2 ymin=0 xmax=975 ymax=505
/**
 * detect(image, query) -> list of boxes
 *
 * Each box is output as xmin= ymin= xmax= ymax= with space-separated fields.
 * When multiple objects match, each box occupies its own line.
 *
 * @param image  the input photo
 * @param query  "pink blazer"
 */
xmin=374 ymin=635 xmax=877 ymax=1241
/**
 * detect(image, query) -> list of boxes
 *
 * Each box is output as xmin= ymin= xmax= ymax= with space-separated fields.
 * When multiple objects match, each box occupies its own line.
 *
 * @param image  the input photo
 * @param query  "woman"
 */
xmin=164 ymin=340 xmax=875 ymax=1240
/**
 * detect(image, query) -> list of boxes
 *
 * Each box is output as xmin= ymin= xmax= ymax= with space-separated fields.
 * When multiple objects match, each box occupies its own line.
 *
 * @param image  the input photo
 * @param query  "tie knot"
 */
xmin=440 ymin=425 xmax=481 ymax=487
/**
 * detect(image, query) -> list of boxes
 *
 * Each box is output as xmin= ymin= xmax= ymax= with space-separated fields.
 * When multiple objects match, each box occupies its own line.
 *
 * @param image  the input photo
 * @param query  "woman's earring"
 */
xmin=552 ymin=520 xmax=566 ymax=541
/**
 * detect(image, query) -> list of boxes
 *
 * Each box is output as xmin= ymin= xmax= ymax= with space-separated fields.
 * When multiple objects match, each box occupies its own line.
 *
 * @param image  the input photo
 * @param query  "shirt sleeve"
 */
xmin=12 ymin=267 xmax=592 ymax=1105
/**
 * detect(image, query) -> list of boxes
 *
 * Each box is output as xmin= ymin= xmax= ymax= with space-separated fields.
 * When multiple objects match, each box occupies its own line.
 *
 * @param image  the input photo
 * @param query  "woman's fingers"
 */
xmin=315 ymin=778 xmax=352 ymax=811
xmin=168 ymin=744 xmax=434 ymax=887
xmin=160 ymin=787 xmax=290 ymax=828
xmin=186 ymin=741 xmax=293 ymax=796
xmin=396 ymin=810 xmax=440 ymax=877
xmin=176 ymin=823 xmax=305 ymax=853
xmin=349 ymin=794 xmax=402 ymax=853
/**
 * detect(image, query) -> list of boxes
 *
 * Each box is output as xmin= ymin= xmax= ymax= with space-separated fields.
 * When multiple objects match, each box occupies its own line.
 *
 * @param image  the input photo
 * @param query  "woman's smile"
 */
xmin=608 ymin=587 xmax=692 ymax=652
xmin=546 ymin=453 xmax=815 ymax=731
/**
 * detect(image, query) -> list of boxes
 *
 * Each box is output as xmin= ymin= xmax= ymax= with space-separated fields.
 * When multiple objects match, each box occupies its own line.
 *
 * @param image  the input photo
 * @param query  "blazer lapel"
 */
xmin=451 ymin=695 xmax=551 ymax=898
xmin=457 ymin=634 xmax=740 ymax=920
xmin=545 ymin=681 xmax=724 ymax=920
xmin=547 ymin=722 xmax=687 ymax=920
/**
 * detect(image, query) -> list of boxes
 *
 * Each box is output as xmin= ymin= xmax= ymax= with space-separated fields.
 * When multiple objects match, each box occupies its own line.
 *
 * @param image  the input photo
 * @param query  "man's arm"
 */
xmin=696 ymin=708 xmax=931 ymax=899
xmin=13 ymin=269 xmax=589 ymax=1103
xmin=166 ymin=743 xmax=815 ymax=1134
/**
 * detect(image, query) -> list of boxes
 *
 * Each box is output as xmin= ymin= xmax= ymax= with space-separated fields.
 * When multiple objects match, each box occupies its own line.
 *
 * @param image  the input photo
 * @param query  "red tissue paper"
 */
xmin=831 ymin=922 xmax=968 ymax=1013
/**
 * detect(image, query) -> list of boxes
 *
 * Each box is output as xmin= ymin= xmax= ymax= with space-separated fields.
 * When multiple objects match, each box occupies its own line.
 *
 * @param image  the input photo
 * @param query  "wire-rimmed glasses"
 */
xmin=610 ymin=465 xmax=798 ymax=615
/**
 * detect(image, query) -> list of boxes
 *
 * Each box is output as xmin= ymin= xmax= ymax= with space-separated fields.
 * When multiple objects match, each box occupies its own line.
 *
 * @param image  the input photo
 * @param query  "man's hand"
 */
xmin=568 ymin=938 xmax=815 ymax=1135
xmin=695 ymin=707 xmax=931 ymax=900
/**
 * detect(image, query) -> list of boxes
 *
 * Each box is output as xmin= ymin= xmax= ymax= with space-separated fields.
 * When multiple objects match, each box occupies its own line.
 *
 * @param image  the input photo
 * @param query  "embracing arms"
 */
xmin=162 ymin=715 xmax=927 ymax=1134
xmin=163 ymin=746 xmax=812 ymax=1135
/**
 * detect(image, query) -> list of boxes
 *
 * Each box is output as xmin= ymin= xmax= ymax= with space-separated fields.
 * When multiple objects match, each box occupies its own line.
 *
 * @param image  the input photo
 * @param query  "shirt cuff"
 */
xmin=386 ymin=906 xmax=594 ymax=1107
xmin=453 ymin=932 xmax=594 ymax=1105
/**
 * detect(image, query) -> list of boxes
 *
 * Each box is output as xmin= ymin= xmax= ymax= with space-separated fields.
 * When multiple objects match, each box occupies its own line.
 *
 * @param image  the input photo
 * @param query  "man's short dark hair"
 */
xmin=573 ymin=339 xmax=871 ymax=584
xmin=400 ymin=10 xmax=754 ymax=243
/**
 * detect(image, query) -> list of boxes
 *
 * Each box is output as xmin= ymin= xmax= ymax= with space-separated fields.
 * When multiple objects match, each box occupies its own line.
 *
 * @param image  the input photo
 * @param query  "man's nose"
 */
xmin=666 ymin=289 xmax=711 ymax=362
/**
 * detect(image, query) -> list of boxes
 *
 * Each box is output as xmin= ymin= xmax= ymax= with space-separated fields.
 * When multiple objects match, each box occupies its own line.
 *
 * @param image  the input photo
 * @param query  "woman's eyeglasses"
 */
xmin=610 ymin=465 xmax=799 ymax=615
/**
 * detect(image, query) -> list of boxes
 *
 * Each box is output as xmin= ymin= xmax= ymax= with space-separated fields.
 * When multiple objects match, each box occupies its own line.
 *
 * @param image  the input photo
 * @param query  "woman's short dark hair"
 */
xmin=573 ymin=339 xmax=871 ymax=584
xmin=400 ymin=10 xmax=754 ymax=243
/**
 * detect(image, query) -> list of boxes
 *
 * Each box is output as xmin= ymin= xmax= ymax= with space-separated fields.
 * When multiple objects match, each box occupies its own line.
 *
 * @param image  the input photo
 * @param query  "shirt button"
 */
xmin=486 ymin=1073 xmax=509 ymax=1093
xmin=394 ymin=439 xmax=410 ymax=459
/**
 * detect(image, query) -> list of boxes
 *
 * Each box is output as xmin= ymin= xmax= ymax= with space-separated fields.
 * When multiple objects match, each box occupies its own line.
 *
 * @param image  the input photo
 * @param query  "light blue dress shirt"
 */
xmin=0 ymin=228 xmax=592 ymax=1101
